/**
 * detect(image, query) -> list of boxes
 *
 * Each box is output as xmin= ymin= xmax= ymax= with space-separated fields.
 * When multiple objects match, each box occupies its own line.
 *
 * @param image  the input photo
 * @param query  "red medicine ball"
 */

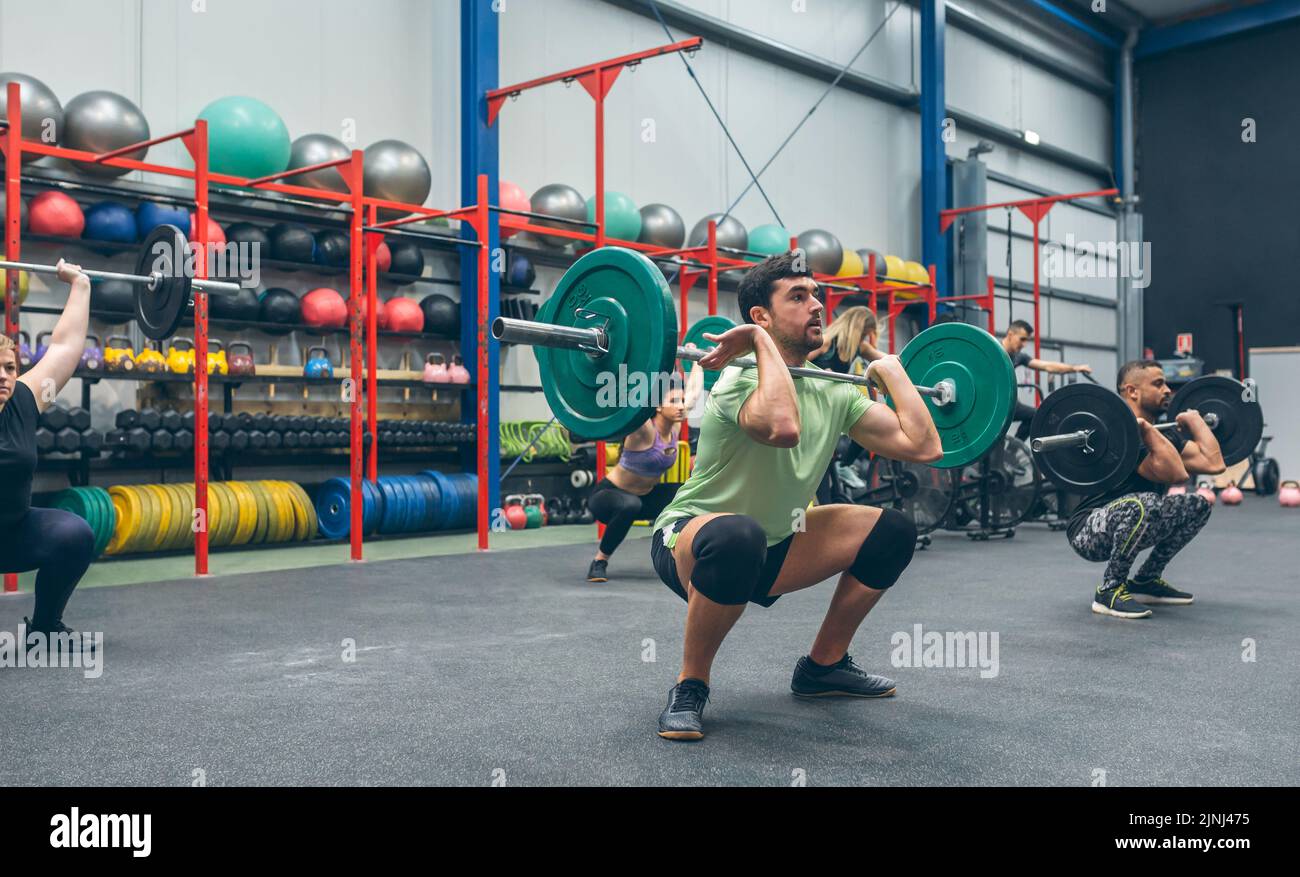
xmin=300 ymin=287 xmax=348 ymax=329
xmin=29 ymin=191 xmax=86 ymax=237
xmin=384 ymin=296 xmax=424 ymax=333
xmin=375 ymin=241 xmax=392 ymax=273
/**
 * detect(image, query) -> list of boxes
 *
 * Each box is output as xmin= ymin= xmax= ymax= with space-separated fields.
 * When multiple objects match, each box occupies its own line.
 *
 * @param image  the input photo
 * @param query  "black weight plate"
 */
xmin=1030 ymin=383 xmax=1139 ymax=494
xmin=1167 ymin=375 xmax=1262 ymax=466
xmin=135 ymin=224 xmax=192 ymax=340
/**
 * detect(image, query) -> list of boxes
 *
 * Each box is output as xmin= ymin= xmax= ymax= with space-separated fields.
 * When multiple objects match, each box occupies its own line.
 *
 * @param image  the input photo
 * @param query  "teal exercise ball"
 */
xmin=197 ymin=96 xmax=291 ymax=179
xmin=747 ymin=223 xmax=792 ymax=261
xmin=586 ymin=191 xmax=641 ymax=242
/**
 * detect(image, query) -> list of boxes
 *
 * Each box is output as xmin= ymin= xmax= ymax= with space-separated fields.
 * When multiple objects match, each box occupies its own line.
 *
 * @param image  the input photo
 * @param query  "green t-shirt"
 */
xmin=653 ymin=361 xmax=874 ymax=545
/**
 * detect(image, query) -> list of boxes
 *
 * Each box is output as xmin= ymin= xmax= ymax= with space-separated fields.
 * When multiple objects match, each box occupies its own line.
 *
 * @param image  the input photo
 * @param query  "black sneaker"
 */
xmin=1091 ymin=582 xmax=1152 ymax=619
xmin=1127 ymin=577 xmax=1194 ymax=605
xmin=586 ymin=559 xmax=608 ymax=583
xmin=657 ymin=678 xmax=710 ymax=741
xmin=22 ymin=616 xmax=95 ymax=651
xmin=791 ymin=654 xmax=896 ymax=698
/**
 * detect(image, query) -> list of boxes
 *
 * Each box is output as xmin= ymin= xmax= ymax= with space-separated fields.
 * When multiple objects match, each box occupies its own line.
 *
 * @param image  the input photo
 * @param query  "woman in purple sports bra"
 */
xmin=586 ymin=353 xmax=704 ymax=582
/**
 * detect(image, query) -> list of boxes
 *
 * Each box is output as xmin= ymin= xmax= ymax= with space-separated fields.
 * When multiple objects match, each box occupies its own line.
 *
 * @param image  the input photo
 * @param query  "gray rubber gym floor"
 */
xmin=2 ymin=501 xmax=1296 ymax=786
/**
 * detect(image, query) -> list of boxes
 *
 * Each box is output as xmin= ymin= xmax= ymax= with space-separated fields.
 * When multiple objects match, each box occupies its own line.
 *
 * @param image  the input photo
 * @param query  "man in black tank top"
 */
xmin=0 ymin=261 xmax=97 ymax=642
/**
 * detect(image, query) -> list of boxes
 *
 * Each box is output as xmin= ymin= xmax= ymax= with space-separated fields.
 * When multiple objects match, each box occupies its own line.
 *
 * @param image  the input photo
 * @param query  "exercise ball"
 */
xmin=855 ymin=248 xmax=887 ymax=280
xmin=505 ymin=251 xmax=535 ymax=289
xmin=314 ymin=229 xmax=349 ymax=267
xmin=837 ymin=249 xmax=865 ymax=278
xmin=499 ymin=179 xmax=530 ymax=240
xmin=28 ymin=191 xmax=85 ymax=237
xmin=189 ymin=213 xmax=226 ymax=250
xmin=384 ymin=296 xmax=424 ymax=333
xmin=363 ymin=139 xmax=432 ymax=220
xmin=82 ymin=202 xmax=137 ymax=243
xmin=224 ymin=222 xmax=271 ymax=252
xmin=0 ymin=196 xmax=28 ymax=231
xmin=420 ymin=294 xmax=459 ymax=335
xmin=209 ymin=284 xmax=260 ymax=322
xmin=637 ymin=203 xmax=685 ymax=249
xmin=136 ymin=201 xmax=189 ymax=239
xmin=586 ymin=191 xmax=641 ymax=241
xmin=883 ymin=254 xmax=908 ymax=286
xmin=529 ymin=183 xmax=586 ymax=248
xmin=197 ymin=96 xmax=291 ymax=179
xmin=748 ymin=223 xmax=792 ymax=261
xmin=688 ymin=213 xmax=748 ymax=251
xmin=375 ymin=240 xmax=392 ymax=272
xmin=904 ymin=260 xmax=929 ymax=286
xmin=388 ymin=241 xmax=424 ymax=278
xmin=0 ymin=270 xmax=30 ymax=306
xmin=258 ymin=288 xmax=300 ymax=333
xmin=0 ymin=74 xmax=63 ymax=164
xmin=796 ymin=229 xmax=842 ymax=276
xmin=269 ymin=223 xmax=316 ymax=264
xmin=286 ymin=133 xmax=349 ymax=193
xmin=301 ymin=287 xmax=348 ymax=329
xmin=92 ymin=277 xmax=134 ymax=317
xmin=60 ymin=90 xmax=149 ymax=178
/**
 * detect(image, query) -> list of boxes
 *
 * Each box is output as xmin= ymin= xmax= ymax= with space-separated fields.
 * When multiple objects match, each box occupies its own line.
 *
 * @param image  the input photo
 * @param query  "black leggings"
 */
xmin=588 ymin=479 xmax=679 ymax=557
xmin=1011 ymin=401 xmax=1036 ymax=440
xmin=0 ymin=507 xmax=96 ymax=627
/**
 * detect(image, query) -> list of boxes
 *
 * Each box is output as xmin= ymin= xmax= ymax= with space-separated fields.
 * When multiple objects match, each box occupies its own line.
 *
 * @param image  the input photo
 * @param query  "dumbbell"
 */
xmin=248 ymin=430 xmax=267 ymax=450
xmin=41 ymin=406 xmax=69 ymax=431
xmin=209 ymin=430 xmax=230 ymax=451
xmin=137 ymin=408 xmax=162 ymax=431
xmin=160 ymin=409 xmax=183 ymax=432
xmin=282 ymin=430 xmax=300 ymax=449
xmin=151 ymin=429 xmax=174 ymax=452
xmin=116 ymin=409 xmax=139 ymax=429
xmin=307 ymin=429 xmax=326 ymax=448
xmin=67 ymin=407 xmax=91 ymax=431
xmin=229 ymin=430 xmax=249 ymax=452
xmin=34 ymin=428 xmax=54 ymax=453
xmin=264 ymin=430 xmax=282 ymax=450
xmin=252 ymin=413 xmax=272 ymax=432
xmin=173 ymin=429 xmax=194 ymax=452
xmin=296 ymin=430 xmax=314 ymax=448
xmin=80 ymin=430 xmax=103 ymax=453
xmin=55 ymin=427 xmax=81 ymax=453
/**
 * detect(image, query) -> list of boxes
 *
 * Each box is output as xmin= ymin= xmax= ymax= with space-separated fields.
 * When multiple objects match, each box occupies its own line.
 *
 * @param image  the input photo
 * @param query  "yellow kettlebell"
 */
xmin=207 ymin=339 xmax=229 ymax=375
xmin=135 ymin=341 xmax=167 ymax=374
xmin=103 ymin=334 xmax=137 ymax=373
xmin=166 ymin=337 xmax=195 ymax=374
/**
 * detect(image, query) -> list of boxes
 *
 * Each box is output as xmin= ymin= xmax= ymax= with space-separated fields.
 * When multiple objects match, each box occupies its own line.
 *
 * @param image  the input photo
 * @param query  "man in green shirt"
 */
xmin=650 ymin=252 xmax=944 ymax=740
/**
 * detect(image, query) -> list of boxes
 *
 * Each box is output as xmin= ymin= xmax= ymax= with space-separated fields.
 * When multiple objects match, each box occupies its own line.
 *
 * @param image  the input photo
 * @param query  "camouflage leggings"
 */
xmin=1069 ymin=492 xmax=1212 ymax=590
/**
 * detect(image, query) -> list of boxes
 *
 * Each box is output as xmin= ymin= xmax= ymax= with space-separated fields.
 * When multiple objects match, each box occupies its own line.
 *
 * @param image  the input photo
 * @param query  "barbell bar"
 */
xmin=1031 ymin=412 xmax=1219 ymax=454
xmin=491 ymin=246 xmax=1017 ymax=467
xmin=1 ymin=224 xmax=245 ymax=340
xmin=493 ymin=315 xmax=958 ymax=406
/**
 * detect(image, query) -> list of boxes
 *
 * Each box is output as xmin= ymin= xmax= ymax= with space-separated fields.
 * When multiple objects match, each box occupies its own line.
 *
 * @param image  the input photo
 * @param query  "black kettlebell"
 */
xmin=578 ymin=498 xmax=594 ymax=525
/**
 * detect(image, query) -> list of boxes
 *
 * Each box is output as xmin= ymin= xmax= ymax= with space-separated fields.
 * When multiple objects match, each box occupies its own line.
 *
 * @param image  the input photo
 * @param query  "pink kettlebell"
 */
xmin=1280 ymin=481 xmax=1300 ymax=508
xmin=423 ymin=352 xmax=449 ymax=384
xmin=1196 ymin=482 xmax=1217 ymax=504
xmin=1220 ymin=482 xmax=1243 ymax=506
xmin=1166 ymin=484 xmax=1187 ymax=496
xmin=449 ymin=354 xmax=471 ymax=384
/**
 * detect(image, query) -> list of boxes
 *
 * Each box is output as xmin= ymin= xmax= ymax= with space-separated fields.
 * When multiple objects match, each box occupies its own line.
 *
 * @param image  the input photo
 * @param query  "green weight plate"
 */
xmin=88 ymin=487 xmax=110 ymax=556
xmin=894 ymin=322 xmax=1015 ymax=469
xmin=135 ymin=224 xmax=193 ymax=341
xmin=681 ymin=315 xmax=735 ymax=392
xmin=1030 ymin=383 xmax=1140 ymax=494
xmin=1168 ymin=375 xmax=1262 ymax=467
xmin=536 ymin=247 xmax=678 ymax=441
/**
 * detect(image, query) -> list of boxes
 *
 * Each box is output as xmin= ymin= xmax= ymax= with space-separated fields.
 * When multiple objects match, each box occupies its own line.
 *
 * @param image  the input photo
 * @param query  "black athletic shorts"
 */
xmin=649 ymin=516 xmax=796 ymax=608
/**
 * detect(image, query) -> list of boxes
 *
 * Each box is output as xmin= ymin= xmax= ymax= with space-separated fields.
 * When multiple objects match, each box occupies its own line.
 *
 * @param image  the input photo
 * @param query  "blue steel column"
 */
xmin=920 ymin=0 xmax=947 ymax=302
xmin=461 ymin=0 xmax=500 ymax=529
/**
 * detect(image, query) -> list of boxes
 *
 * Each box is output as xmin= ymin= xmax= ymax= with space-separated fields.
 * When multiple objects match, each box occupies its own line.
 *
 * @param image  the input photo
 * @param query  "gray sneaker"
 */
xmin=1092 ymin=582 xmax=1153 ymax=619
xmin=791 ymin=654 xmax=896 ymax=698
xmin=1127 ymin=577 xmax=1194 ymax=605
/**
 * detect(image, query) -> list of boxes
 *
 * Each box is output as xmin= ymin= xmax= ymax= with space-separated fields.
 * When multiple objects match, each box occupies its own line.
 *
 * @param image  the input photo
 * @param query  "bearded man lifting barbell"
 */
xmin=648 ymin=252 xmax=944 ymax=741
xmin=1064 ymin=361 xmax=1224 ymax=619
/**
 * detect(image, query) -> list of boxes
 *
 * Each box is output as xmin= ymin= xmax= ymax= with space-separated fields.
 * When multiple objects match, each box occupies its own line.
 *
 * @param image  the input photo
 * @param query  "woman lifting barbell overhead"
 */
xmin=649 ymin=252 xmax=944 ymax=741
xmin=1063 ymin=360 xmax=1225 ymax=620
xmin=585 ymin=348 xmax=704 ymax=583
xmin=0 ymin=260 xmax=97 ymax=645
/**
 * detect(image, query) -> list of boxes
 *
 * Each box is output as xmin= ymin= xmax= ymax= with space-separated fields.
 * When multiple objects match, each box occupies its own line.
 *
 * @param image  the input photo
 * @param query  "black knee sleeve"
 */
xmin=689 ymin=515 xmax=767 ymax=605
xmin=849 ymin=508 xmax=916 ymax=590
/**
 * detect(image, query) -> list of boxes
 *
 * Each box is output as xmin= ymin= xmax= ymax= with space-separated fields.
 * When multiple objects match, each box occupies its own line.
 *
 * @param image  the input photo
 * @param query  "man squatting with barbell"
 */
xmin=1065 ymin=360 xmax=1223 ymax=620
xmin=648 ymin=252 xmax=943 ymax=741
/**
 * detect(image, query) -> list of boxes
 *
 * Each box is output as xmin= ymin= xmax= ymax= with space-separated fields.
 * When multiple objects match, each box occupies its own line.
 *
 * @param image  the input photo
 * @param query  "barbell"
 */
xmin=493 ymin=246 xmax=1017 ymax=468
xmin=1028 ymin=376 xmax=1263 ymax=494
xmin=0 ymin=225 xmax=244 ymax=340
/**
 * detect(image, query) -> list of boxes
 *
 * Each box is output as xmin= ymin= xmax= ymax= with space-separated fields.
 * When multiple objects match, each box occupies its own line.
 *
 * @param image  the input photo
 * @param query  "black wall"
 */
xmin=1136 ymin=19 xmax=1300 ymax=374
